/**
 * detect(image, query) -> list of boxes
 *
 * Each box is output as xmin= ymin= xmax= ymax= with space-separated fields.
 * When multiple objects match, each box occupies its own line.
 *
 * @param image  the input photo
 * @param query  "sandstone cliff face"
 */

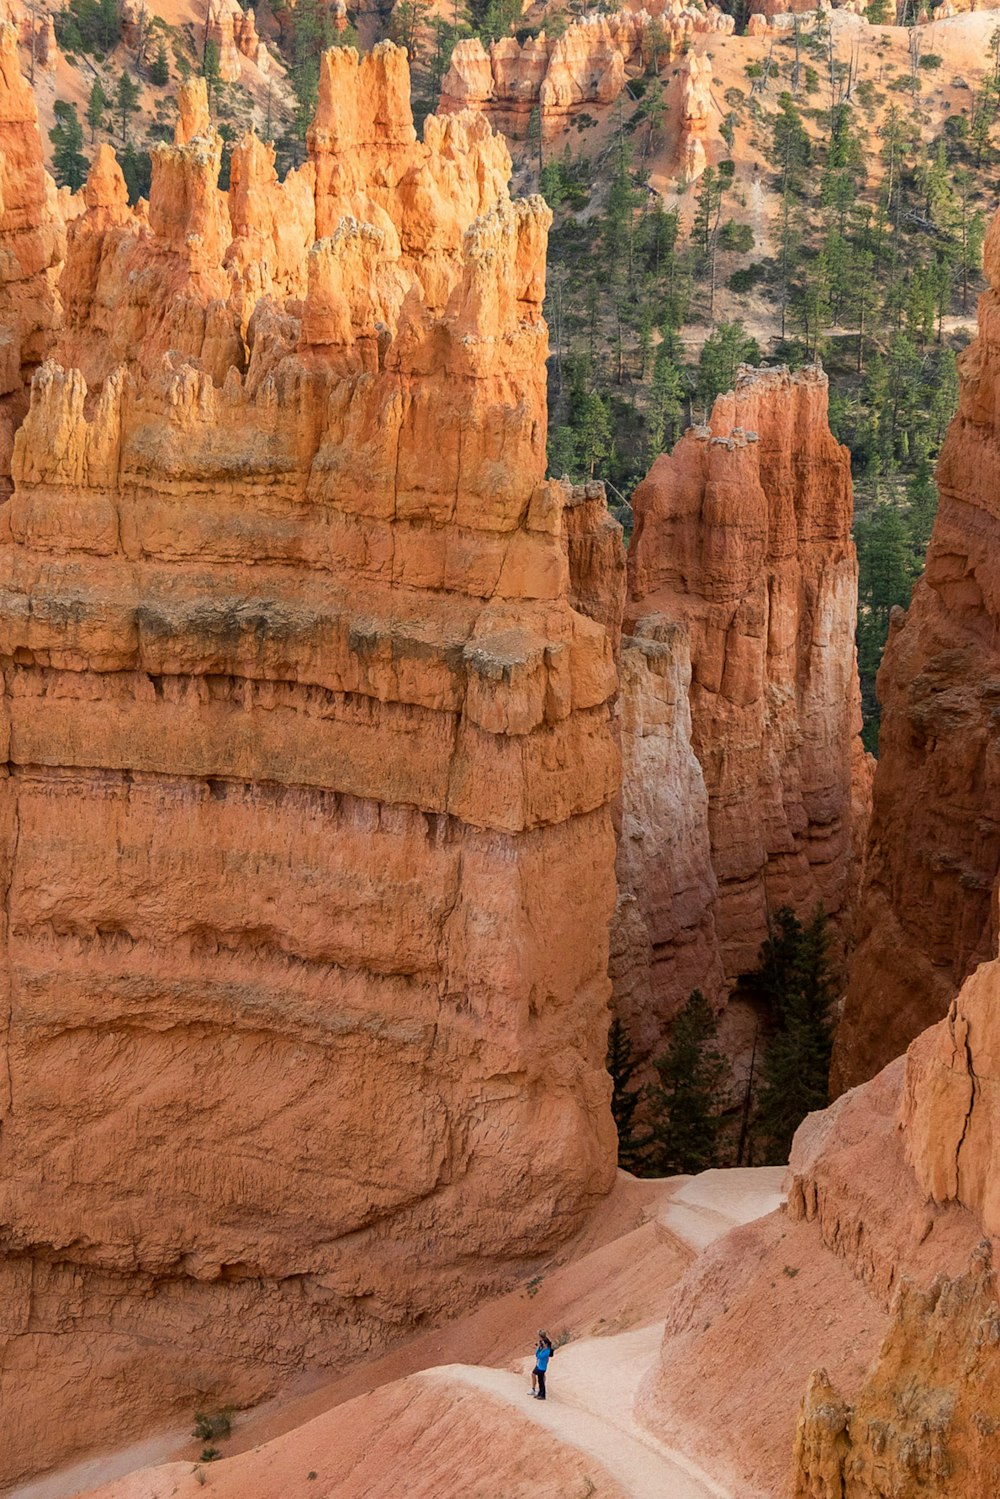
xmin=0 ymin=43 xmax=622 ymax=1487
xmin=440 ymin=1 xmax=732 ymax=150
xmin=832 ymin=205 xmax=1000 ymax=1096
xmin=616 ymin=366 xmax=866 ymax=1052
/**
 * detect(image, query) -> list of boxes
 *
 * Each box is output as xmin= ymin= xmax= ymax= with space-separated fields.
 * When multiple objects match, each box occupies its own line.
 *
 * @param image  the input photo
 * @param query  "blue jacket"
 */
xmin=535 ymin=1344 xmax=552 ymax=1371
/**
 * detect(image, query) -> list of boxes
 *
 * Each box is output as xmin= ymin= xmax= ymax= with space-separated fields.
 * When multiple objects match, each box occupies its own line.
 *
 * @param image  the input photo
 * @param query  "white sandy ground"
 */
xmin=8 ymin=1167 xmax=785 ymax=1499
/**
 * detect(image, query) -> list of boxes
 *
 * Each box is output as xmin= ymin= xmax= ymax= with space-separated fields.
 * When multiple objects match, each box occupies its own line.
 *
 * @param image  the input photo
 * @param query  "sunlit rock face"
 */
xmin=440 ymin=0 xmax=733 ymax=156
xmin=617 ymin=365 xmax=868 ymax=1058
xmin=0 ymin=42 xmax=622 ymax=1486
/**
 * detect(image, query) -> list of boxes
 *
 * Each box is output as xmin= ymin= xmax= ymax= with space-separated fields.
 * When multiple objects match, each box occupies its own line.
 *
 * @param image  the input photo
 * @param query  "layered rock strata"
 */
xmin=616 ymin=366 xmax=866 ymax=1056
xmin=0 ymin=43 xmax=622 ymax=1487
xmin=440 ymin=1 xmax=732 ymax=145
xmin=832 ymin=205 xmax=1000 ymax=1094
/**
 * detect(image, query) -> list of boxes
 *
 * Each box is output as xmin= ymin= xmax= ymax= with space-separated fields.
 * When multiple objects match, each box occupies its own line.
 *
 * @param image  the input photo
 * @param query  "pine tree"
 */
xmin=114 ymin=70 xmax=140 ymax=144
xmin=49 ymin=101 xmax=88 ymax=191
xmin=150 ymin=38 xmax=169 ymax=86
xmin=696 ymin=321 xmax=758 ymax=408
xmin=606 ymin=1015 xmax=646 ymax=1172
xmin=578 ymin=391 xmax=612 ymax=478
xmin=754 ymin=909 xmax=835 ymax=1165
xmin=86 ymin=78 xmax=107 ymax=142
xmin=202 ymin=38 xmax=221 ymax=108
xmin=120 ymin=141 xmax=151 ymax=204
xmin=647 ymin=346 xmax=684 ymax=459
xmin=646 ymin=990 xmax=727 ymax=1177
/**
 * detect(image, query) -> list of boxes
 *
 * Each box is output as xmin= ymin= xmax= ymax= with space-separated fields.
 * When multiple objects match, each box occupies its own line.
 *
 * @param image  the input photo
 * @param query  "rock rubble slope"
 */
xmin=0 ymin=35 xmax=625 ymax=1488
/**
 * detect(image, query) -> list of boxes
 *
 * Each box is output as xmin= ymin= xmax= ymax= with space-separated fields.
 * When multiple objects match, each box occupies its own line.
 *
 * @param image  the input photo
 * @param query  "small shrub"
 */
xmin=918 ymin=52 xmax=942 ymax=69
xmin=728 ymin=262 xmax=768 ymax=293
xmin=720 ymin=220 xmax=754 ymax=253
xmin=200 ymin=1447 xmax=222 ymax=1463
xmin=192 ymin=1409 xmax=233 ymax=1442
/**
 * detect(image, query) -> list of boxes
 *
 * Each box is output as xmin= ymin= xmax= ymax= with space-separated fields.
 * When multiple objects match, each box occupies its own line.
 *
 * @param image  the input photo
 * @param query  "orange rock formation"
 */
xmin=440 ymin=1 xmax=732 ymax=149
xmin=0 ymin=43 xmax=623 ymax=1488
xmin=0 ymin=21 xmax=63 ymax=479
xmin=205 ymin=0 xmax=269 ymax=79
xmin=832 ymin=201 xmax=1000 ymax=1095
xmin=789 ymin=941 xmax=1000 ymax=1497
xmin=792 ymin=1241 xmax=1000 ymax=1498
xmin=617 ymin=366 xmax=867 ymax=1057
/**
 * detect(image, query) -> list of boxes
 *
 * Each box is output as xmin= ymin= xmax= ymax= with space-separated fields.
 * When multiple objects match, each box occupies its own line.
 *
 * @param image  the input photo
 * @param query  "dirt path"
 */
xmin=433 ymin=1346 xmax=727 ymax=1499
xmin=413 ymin=1169 xmax=786 ymax=1499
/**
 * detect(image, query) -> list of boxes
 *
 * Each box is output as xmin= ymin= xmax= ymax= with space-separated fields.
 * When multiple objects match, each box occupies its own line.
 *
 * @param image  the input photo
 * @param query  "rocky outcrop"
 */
xmin=440 ymin=2 xmax=732 ymax=146
xmin=678 ymin=51 xmax=712 ymax=184
xmin=614 ymin=366 xmax=866 ymax=1053
xmin=787 ymin=938 xmax=1000 ymax=1498
xmin=0 ymin=20 xmax=63 ymax=478
xmin=832 ymin=205 xmax=1000 ymax=1095
xmin=799 ymin=909 xmax=1000 ymax=1495
xmin=792 ymin=1242 xmax=1000 ymax=1498
xmin=901 ymin=951 xmax=1000 ymax=1235
xmin=0 ymin=42 xmax=622 ymax=1488
xmin=206 ymin=0 xmax=269 ymax=79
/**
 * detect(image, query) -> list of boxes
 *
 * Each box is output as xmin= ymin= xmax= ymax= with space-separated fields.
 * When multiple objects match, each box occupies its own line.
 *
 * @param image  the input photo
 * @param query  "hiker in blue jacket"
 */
xmin=529 ymin=1331 xmax=554 ymax=1400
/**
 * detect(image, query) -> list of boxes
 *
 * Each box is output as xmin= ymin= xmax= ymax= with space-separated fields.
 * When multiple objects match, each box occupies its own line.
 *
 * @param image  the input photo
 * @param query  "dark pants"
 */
xmin=535 ymin=1367 xmax=546 ymax=1399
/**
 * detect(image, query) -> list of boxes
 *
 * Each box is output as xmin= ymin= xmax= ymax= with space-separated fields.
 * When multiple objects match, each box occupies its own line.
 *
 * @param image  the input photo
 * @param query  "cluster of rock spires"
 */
xmin=2 ymin=14 xmax=1000 ymax=1495
xmin=440 ymin=0 xmax=726 ymax=179
xmin=201 ymin=0 xmax=271 ymax=79
xmin=0 ymin=32 xmax=625 ymax=1483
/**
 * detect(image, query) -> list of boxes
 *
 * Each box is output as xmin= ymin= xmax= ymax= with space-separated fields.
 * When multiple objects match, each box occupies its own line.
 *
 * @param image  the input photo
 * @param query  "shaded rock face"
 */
xmin=440 ymin=1 xmax=733 ymax=148
xmin=833 ymin=208 xmax=1000 ymax=1096
xmin=616 ymin=366 xmax=867 ymax=1057
xmin=0 ymin=43 xmax=622 ymax=1487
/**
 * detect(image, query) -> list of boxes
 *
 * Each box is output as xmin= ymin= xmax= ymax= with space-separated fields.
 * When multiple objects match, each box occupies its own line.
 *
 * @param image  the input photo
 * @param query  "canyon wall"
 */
xmin=615 ymin=366 xmax=867 ymax=1057
xmin=0 ymin=40 xmax=623 ymax=1487
xmin=440 ymin=0 xmax=732 ymax=161
xmin=832 ymin=203 xmax=1000 ymax=1095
